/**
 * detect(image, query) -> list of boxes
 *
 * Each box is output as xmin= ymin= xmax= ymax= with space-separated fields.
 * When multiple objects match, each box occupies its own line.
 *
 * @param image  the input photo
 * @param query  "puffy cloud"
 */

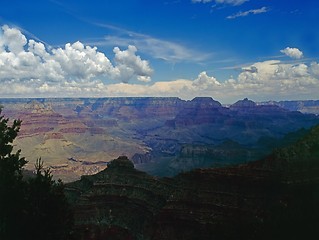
xmin=280 ymin=47 xmax=304 ymax=59
xmin=99 ymin=60 xmax=319 ymax=102
xmin=232 ymin=60 xmax=318 ymax=98
xmin=1 ymin=24 xmax=318 ymax=103
xmin=1 ymin=25 xmax=27 ymax=54
xmin=227 ymin=7 xmax=269 ymax=19
xmin=1 ymin=59 xmax=318 ymax=102
xmin=192 ymin=71 xmax=221 ymax=90
xmin=113 ymin=45 xmax=153 ymax=82
xmin=0 ymin=25 xmax=152 ymax=88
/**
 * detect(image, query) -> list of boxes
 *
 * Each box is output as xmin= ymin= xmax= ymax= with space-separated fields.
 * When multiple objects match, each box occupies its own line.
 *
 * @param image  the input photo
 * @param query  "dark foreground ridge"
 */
xmin=66 ymin=124 xmax=319 ymax=240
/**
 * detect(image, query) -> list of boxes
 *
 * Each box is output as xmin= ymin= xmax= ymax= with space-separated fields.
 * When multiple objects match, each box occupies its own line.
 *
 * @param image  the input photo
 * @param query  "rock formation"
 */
xmin=1 ymin=97 xmax=319 ymax=181
xmin=66 ymin=124 xmax=319 ymax=239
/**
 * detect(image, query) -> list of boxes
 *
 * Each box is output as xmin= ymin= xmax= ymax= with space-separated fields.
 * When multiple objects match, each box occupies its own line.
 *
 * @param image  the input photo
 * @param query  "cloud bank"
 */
xmin=0 ymin=25 xmax=318 ymax=103
xmin=0 ymin=25 xmax=152 ymax=91
xmin=103 ymin=60 xmax=319 ymax=102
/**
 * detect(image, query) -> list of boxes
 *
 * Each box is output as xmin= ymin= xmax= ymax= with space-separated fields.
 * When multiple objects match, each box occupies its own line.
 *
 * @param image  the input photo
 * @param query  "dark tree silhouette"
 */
xmin=0 ymin=109 xmax=73 ymax=240
xmin=25 ymin=158 xmax=73 ymax=240
xmin=0 ymin=109 xmax=27 ymax=239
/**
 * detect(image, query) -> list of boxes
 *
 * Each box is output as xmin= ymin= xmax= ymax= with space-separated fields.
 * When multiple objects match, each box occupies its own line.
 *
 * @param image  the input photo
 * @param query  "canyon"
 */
xmin=1 ymin=97 xmax=319 ymax=239
xmin=1 ymin=97 xmax=319 ymax=181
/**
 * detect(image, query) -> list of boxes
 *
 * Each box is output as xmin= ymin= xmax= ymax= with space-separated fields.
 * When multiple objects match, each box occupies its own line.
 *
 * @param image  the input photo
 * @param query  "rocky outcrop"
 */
xmin=67 ymin=156 xmax=170 ymax=239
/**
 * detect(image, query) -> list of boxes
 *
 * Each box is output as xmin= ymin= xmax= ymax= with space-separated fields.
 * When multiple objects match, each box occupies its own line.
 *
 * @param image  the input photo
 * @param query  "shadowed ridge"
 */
xmin=66 ymin=124 xmax=319 ymax=239
xmin=66 ymin=156 xmax=171 ymax=240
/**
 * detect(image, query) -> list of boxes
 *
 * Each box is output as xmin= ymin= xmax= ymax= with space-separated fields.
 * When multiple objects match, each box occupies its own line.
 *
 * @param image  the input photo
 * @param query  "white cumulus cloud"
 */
xmin=113 ymin=45 xmax=153 ymax=82
xmin=0 ymin=25 xmax=153 ymax=95
xmin=280 ymin=47 xmax=304 ymax=59
xmin=1 ymin=25 xmax=27 ymax=54
xmin=96 ymin=60 xmax=319 ymax=102
xmin=1 ymin=25 xmax=318 ymax=103
xmin=192 ymin=71 xmax=221 ymax=89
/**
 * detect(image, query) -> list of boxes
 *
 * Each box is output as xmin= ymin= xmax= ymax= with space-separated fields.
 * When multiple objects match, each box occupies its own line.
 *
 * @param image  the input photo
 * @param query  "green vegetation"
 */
xmin=0 ymin=109 xmax=73 ymax=240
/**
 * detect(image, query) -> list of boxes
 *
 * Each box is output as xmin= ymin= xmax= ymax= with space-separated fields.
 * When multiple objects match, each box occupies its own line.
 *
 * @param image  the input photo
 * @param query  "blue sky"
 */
xmin=0 ymin=0 xmax=318 ymax=103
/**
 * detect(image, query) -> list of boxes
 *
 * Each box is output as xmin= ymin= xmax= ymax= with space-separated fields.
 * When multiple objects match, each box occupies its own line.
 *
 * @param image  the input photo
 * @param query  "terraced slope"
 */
xmin=2 ymin=97 xmax=319 ymax=181
xmin=66 ymin=125 xmax=319 ymax=239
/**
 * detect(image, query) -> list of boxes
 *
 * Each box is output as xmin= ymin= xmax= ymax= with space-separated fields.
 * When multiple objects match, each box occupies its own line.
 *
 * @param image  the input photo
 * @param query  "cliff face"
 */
xmin=90 ymin=97 xmax=184 ymax=120
xmin=68 ymin=161 xmax=281 ymax=240
xmin=66 ymin=125 xmax=319 ymax=240
xmin=1 ymin=97 xmax=319 ymax=181
xmin=260 ymin=100 xmax=319 ymax=115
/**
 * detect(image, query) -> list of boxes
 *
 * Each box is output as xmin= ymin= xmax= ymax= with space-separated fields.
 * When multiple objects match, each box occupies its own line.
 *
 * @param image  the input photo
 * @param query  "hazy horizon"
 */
xmin=1 ymin=96 xmax=319 ymax=106
xmin=0 ymin=0 xmax=318 ymax=102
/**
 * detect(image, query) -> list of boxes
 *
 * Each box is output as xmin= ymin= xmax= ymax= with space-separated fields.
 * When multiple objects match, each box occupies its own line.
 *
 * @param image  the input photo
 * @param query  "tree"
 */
xmin=0 ymin=109 xmax=73 ymax=240
xmin=25 ymin=158 xmax=73 ymax=240
xmin=0 ymin=108 xmax=27 ymax=239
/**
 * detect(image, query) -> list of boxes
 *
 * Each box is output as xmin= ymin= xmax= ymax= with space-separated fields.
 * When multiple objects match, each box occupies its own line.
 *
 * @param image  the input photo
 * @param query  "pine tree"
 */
xmin=0 ymin=109 xmax=73 ymax=240
xmin=25 ymin=158 xmax=73 ymax=240
xmin=0 ymin=108 xmax=27 ymax=239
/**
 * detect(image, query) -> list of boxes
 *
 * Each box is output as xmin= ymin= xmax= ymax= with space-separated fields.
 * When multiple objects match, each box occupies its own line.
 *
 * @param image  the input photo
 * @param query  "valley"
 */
xmin=1 ymin=97 xmax=319 ymax=182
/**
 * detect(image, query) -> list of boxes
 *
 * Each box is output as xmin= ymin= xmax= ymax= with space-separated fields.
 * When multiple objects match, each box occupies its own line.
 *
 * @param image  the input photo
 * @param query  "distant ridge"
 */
xmin=1 ymin=97 xmax=319 ymax=181
xmin=259 ymin=99 xmax=319 ymax=115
